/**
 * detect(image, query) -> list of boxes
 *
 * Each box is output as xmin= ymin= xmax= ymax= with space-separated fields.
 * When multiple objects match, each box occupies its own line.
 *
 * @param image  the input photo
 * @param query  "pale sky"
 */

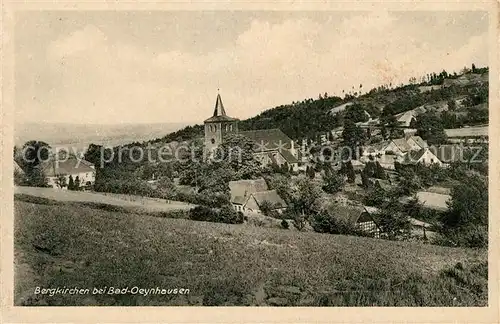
xmin=15 ymin=11 xmax=488 ymax=125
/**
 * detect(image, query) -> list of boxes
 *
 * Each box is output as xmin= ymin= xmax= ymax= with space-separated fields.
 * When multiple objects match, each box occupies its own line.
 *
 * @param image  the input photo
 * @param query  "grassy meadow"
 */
xmin=14 ymin=197 xmax=487 ymax=306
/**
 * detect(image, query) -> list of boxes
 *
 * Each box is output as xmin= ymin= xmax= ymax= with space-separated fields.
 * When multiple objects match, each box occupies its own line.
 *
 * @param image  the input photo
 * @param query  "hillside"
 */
xmin=15 ymin=199 xmax=487 ymax=306
xmin=150 ymin=68 xmax=488 ymax=144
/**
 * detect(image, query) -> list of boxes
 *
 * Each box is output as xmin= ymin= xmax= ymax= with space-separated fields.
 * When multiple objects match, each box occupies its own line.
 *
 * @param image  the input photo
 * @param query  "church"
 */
xmin=204 ymin=93 xmax=300 ymax=171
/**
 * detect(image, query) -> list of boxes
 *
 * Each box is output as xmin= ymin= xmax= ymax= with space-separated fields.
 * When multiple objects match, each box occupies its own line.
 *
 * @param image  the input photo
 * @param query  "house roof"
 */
xmin=392 ymin=138 xmax=413 ymax=152
xmin=40 ymin=157 xmax=95 ymax=177
xmin=409 ymin=136 xmax=428 ymax=149
xmin=328 ymin=204 xmax=365 ymax=224
xmin=396 ymin=110 xmax=416 ymax=126
xmin=279 ymin=149 xmax=298 ymax=164
xmin=251 ymin=189 xmax=287 ymax=209
xmin=240 ymin=128 xmax=292 ymax=151
xmin=204 ymin=93 xmax=239 ymax=123
xmin=229 ymin=178 xmax=268 ymax=203
xmin=364 ymin=141 xmax=388 ymax=154
xmin=415 ymin=191 xmax=451 ymax=211
xmin=403 ymin=148 xmax=426 ymax=164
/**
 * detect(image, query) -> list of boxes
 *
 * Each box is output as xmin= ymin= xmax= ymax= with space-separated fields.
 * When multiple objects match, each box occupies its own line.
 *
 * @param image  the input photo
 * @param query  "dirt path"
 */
xmin=15 ymin=186 xmax=195 ymax=212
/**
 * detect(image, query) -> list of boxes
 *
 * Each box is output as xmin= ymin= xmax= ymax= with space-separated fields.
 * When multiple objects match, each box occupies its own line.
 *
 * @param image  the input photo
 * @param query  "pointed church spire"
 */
xmin=213 ymin=91 xmax=226 ymax=117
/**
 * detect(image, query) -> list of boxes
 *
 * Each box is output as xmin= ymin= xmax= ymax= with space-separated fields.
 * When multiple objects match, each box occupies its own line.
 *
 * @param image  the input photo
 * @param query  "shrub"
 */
xmin=189 ymin=206 xmax=218 ymax=222
xmin=14 ymin=194 xmax=60 ymax=205
xmin=218 ymin=206 xmax=244 ymax=224
xmin=311 ymin=212 xmax=362 ymax=236
xmin=188 ymin=205 xmax=243 ymax=224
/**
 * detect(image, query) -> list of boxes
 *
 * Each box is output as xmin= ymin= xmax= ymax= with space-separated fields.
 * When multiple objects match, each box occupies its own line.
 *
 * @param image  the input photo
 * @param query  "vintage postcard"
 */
xmin=1 ymin=1 xmax=499 ymax=323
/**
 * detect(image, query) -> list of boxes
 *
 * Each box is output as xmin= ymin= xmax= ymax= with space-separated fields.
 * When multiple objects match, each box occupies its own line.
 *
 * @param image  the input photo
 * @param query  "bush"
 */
xmin=311 ymin=212 xmax=362 ymax=236
xmin=14 ymin=194 xmax=60 ymax=205
xmin=188 ymin=205 xmax=243 ymax=224
xmin=189 ymin=206 xmax=218 ymax=222
xmin=218 ymin=206 xmax=244 ymax=224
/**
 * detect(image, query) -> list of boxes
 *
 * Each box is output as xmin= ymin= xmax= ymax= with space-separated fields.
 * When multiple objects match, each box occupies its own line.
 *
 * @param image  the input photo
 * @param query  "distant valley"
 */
xmin=14 ymin=122 xmax=189 ymax=152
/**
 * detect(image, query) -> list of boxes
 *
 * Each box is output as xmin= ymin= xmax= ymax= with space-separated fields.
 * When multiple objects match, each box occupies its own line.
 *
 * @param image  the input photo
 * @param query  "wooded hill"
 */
xmin=149 ymin=66 xmax=488 ymax=145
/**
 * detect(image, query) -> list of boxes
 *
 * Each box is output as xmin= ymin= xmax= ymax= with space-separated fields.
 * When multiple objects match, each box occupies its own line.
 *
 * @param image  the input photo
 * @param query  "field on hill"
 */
xmin=14 ymin=199 xmax=487 ymax=306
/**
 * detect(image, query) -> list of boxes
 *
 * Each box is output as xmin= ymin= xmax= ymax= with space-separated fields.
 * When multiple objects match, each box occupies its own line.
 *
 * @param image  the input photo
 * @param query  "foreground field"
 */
xmin=14 ymin=199 xmax=487 ymax=306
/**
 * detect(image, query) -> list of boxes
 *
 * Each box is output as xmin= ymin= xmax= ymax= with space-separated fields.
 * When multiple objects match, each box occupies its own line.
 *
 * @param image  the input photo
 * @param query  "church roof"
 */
xmin=204 ymin=93 xmax=238 ymax=123
xmin=240 ymin=128 xmax=292 ymax=152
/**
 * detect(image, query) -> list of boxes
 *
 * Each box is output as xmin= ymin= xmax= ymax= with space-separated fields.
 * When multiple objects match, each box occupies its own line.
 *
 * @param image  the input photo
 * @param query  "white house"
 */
xmin=402 ymin=147 xmax=443 ymax=167
xmin=40 ymin=156 xmax=96 ymax=189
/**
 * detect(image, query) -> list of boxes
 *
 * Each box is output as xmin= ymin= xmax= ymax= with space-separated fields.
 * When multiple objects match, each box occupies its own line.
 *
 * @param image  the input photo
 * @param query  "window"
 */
xmin=229 ymin=124 xmax=233 ymax=131
xmin=211 ymin=138 xmax=216 ymax=144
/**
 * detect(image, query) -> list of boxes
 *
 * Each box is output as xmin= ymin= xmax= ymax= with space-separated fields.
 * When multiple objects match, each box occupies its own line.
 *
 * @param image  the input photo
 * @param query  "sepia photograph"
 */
xmin=7 ymin=7 xmax=494 ymax=312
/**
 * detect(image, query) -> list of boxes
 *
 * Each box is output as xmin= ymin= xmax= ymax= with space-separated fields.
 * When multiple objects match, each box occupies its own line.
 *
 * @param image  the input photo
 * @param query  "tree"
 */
xmin=55 ymin=174 xmax=67 ymax=189
xmin=374 ymin=162 xmax=387 ymax=180
xmin=215 ymin=134 xmax=261 ymax=179
xmin=289 ymin=176 xmax=323 ymax=217
xmin=68 ymin=175 xmax=75 ymax=190
xmin=322 ymin=169 xmax=345 ymax=194
xmin=442 ymin=175 xmax=487 ymax=229
xmin=342 ymin=119 xmax=365 ymax=160
xmin=364 ymin=185 xmax=386 ymax=207
xmin=447 ymin=99 xmax=457 ymax=111
xmin=375 ymin=200 xmax=412 ymax=240
xmin=341 ymin=161 xmax=356 ymax=183
xmin=74 ymin=176 xmax=81 ymax=190
xmin=259 ymin=200 xmax=274 ymax=216
xmin=414 ymin=111 xmax=448 ymax=145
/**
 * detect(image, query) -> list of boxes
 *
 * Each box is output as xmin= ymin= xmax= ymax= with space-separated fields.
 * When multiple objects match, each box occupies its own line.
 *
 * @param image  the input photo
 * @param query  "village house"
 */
xmin=383 ymin=138 xmax=413 ymax=156
xmin=228 ymin=178 xmax=287 ymax=213
xmin=394 ymin=110 xmax=417 ymax=127
xmin=331 ymin=205 xmax=381 ymax=238
xmin=402 ymin=147 xmax=443 ymax=167
xmin=239 ymin=128 xmax=300 ymax=171
xmin=40 ymin=156 xmax=96 ymax=189
xmin=405 ymin=135 xmax=428 ymax=150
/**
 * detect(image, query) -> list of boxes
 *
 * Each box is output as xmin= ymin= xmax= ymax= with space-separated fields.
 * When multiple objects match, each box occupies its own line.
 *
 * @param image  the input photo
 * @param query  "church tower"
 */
xmin=204 ymin=92 xmax=239 ymax=152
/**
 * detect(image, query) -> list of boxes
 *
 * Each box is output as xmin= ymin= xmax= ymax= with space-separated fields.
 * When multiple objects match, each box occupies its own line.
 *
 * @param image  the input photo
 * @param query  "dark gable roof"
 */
xmin=204 ymin=115 xmax=239 ymax=123
xmin=329 ymin=204 xmax=365 ymax=225
xmin=240 ymin=129 xmax=292 ymax=151
xmin=40 ymin=157 xmax=94 ymax=177
xmin=251 ymin=190 xmax=287 ymax=208
xmin=229 ymin=178 xmax=268 ymax=204
xmin=279 ymin=149 xmax=298 ymax=164
xmin=409 ymin=136 xmax=428 ymax=149
xmin=403 ymin=148 xmax=426 ymax=164
xmin=392 ymin=138 xmax=412 ymax=152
